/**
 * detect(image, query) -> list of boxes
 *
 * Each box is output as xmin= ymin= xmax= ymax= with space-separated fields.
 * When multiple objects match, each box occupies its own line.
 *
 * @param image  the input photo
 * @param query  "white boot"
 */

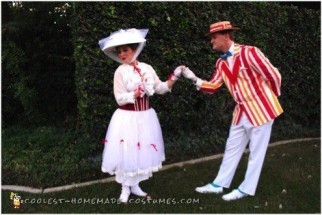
xmin=195 ymin=183 xmax=223 ymax=194
xmin=130 ymin=184 xmax=147 ymax=197
xmin=119 ymin=185 xmax=130 ymax=203
xmin=222 ymin=189 xmax=248 ymax=201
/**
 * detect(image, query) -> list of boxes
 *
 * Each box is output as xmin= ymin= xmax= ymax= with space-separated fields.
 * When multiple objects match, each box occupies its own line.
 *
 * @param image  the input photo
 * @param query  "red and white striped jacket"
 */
xmin=196 ymin=43 xmax=283 ymax=126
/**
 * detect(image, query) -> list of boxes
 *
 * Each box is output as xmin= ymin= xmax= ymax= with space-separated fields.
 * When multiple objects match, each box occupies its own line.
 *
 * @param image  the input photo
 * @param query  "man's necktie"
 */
xmin=220 ymin=51 xmax=232 ymax=60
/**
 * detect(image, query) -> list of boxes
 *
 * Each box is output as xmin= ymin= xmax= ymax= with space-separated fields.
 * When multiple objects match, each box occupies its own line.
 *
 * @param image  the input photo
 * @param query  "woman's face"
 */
xmin=117 ymin=45 xmax=135 ymax=64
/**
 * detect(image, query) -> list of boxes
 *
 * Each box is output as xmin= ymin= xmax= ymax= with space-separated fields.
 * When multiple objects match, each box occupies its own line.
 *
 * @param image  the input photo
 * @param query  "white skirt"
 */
xmin=101 ymin=108 xmax=165 ymax=186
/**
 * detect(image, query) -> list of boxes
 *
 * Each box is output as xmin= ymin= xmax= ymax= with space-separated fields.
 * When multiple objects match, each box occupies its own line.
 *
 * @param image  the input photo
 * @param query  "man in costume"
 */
xmin=183 ymin=21 xmax=283 ymax=201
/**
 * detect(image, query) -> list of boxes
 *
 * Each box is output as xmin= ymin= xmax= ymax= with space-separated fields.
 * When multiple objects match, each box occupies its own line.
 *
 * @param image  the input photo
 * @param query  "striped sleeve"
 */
xmin=197 ymin=65 xmax=224 ymax=94
xmin=248 ymin=47 xmax=282 ymax=96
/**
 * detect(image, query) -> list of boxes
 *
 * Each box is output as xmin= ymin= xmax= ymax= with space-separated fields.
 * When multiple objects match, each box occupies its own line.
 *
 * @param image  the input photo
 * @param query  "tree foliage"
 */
xmin=2 ymin=2 xmax=76 ymax=127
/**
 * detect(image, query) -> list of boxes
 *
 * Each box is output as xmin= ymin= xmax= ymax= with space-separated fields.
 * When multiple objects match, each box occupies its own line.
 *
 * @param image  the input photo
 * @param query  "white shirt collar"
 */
xmin=228 ymin=43 xmax=234 ymax=54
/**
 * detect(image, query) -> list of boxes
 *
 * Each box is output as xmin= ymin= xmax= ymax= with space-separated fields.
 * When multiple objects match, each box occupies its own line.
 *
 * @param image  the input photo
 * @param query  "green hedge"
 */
xmin=72 ymin=2 xmax=320 ymax=162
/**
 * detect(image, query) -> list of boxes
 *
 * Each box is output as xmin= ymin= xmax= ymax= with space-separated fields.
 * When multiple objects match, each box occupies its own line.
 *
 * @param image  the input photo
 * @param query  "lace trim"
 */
xmin=102 ymin=164 xmax=162 ymax=177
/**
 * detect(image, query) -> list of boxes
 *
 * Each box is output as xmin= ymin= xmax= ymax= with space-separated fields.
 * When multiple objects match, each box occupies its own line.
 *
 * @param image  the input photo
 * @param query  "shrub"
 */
xmin=1 ymin=126 xmax=104 ymax=187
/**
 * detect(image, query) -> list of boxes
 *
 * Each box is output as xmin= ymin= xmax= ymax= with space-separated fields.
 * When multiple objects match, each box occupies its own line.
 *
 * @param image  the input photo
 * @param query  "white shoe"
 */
xmin=195 ymin=183 xmax=223 ymax=194
xmin=118 ymin=185 xmax=131 ymax=203
xmin=222 ymin=189 xmax=248 ymax=201
xmin=130 ymin=185 xmax=147 ymax=197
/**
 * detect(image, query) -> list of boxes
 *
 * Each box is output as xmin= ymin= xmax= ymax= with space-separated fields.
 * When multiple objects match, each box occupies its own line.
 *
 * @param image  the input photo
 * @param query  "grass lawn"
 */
xmin=2 ymin=140 xmax=320 ymax=213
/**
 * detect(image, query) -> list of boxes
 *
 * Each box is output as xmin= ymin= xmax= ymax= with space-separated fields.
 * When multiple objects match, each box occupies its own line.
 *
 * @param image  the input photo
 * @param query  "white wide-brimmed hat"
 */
xmin=99 ymin=28 xmax=149 ymax=63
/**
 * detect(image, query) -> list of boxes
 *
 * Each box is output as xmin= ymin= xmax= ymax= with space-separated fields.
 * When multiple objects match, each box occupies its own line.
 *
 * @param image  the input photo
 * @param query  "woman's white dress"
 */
xmin=101 ymin=62 xmax=171 ymax=186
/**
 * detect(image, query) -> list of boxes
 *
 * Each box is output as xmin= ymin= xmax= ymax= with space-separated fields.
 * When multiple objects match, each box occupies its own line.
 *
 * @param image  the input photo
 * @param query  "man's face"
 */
xmin=210 ymin=33 xmax=228 ymax=52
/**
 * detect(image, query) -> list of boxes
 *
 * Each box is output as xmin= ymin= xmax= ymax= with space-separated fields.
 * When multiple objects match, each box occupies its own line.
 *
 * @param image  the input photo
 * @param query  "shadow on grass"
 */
xmin=2 ymin=140 xmax=320 ymax=213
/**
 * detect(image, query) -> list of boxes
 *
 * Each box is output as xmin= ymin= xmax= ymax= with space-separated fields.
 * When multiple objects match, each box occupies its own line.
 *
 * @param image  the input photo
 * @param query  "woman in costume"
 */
xmin=99 ymin=28 xmax=184 ymax=203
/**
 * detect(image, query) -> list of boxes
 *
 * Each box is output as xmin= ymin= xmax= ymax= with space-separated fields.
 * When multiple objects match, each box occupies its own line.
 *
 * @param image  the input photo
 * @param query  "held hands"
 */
xmin=174 ymin=65 xmax=186 ymax=78
xmin=167 ymin=65 xmax=199 ymax=84
xmin=168 ymin=65 xmax=186 ymax=81
xmin=182 ymin=67 xmax=198 ymax=82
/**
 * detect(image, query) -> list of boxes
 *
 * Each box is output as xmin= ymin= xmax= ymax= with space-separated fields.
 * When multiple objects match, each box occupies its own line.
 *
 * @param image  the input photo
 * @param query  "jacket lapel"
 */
xmin=232 ymin=44 xmax=241 ymax=66
xmin=221 ymin=44 xmax=242 ymax=86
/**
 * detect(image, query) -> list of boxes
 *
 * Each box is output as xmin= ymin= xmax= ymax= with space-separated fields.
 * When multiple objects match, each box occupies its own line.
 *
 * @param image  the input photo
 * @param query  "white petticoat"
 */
xmin=101 ymin=108 xmax=165 ymax=186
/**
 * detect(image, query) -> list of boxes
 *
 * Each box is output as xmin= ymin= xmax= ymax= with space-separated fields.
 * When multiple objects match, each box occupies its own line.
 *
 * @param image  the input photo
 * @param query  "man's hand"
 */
xmin=183 ymin=67 xmax=198 ymax=82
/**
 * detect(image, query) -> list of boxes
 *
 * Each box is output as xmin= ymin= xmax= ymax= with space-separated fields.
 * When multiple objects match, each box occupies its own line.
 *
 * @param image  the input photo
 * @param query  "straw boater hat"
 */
xmin=206 ymin=21 xmax=239 ymax=36
xmin=99 ymin=28 xmax=149 ymax=64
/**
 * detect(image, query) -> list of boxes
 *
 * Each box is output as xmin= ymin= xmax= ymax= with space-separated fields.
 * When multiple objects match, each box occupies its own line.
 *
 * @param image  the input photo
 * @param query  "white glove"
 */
xmin=169 ymin=65 xmax=186 ymax=81
xmin=174 ymin=65 xmax=186 ymax=78
xmin=183 ymin=67 xmax=197 ymax=82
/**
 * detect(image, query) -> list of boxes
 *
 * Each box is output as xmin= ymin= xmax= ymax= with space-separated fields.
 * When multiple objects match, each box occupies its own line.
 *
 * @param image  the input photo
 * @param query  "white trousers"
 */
xmin=213 ymin=113 xmax=274 ymax=195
